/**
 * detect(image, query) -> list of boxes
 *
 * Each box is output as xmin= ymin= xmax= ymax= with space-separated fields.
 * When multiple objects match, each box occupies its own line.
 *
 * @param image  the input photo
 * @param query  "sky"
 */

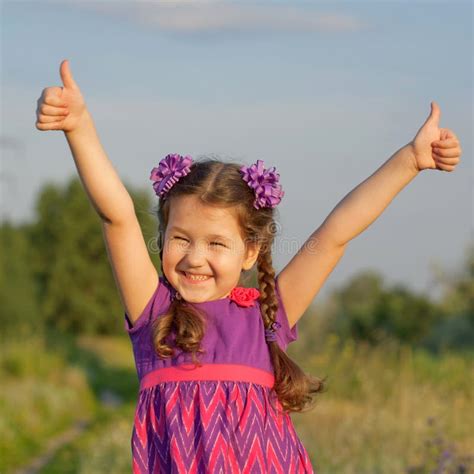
xmin=1 ymin=0 xmax=472 ymax=305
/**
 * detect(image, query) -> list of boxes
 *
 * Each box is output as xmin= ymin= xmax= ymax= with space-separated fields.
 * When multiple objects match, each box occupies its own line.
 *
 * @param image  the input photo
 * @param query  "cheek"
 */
xmin=162 ymin=243 xmax=180 ymax=268
xmin=213 ymin=253 xmax=243 ymax=272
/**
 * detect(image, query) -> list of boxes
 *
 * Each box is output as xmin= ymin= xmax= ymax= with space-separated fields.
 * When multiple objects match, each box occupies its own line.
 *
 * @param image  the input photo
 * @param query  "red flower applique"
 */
xmin=229 ymin=287 xmax=260 ymax=307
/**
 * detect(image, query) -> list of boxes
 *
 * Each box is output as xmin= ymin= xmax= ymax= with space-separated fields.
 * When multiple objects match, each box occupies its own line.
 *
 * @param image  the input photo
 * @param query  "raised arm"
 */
xmin=35 ymin=59 xmax=159 ymax=324
xmin=277 ymin=102 xmax=462 ymax=328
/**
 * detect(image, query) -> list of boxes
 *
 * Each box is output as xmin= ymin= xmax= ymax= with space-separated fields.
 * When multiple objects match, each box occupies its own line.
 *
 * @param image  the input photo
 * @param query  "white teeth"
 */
xmin=185 ymin=272 xmax=211 ymax=281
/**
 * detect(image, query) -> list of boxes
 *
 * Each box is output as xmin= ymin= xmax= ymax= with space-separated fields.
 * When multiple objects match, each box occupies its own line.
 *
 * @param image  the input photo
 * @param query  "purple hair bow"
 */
xmin=240 ymin=160 xmax=285 ymax=209
xmin=150 ymin=153 xmax=193 ymax=198
xmin=150 ymin=154 xmax=284 ymax=209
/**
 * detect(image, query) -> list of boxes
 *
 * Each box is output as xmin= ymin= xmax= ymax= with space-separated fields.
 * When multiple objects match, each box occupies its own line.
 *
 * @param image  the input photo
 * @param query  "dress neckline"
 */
xmin=192 ymin=286 xmax=261 ymax=308
xmin=162 ymin=277 xmax=260 ymax=308
xmin=191 ymin=299 xmax=228 ymax=305
xmin=190 ymin=294 xmax=231 ymax=305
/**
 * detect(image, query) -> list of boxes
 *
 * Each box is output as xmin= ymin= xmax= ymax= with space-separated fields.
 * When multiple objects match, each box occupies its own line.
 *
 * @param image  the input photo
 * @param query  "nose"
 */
xmin=181 ymin=241 xmax=208 ymax=267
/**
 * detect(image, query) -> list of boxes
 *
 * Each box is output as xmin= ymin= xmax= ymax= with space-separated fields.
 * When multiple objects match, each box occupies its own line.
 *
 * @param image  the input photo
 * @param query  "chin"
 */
xmin=183 ymin=295 xmax=207 ymax=303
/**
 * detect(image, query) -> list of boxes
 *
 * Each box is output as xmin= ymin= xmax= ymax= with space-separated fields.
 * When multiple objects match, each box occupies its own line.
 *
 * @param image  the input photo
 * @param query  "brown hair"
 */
xmin=151 ymin=157 xmax=326 ymax=413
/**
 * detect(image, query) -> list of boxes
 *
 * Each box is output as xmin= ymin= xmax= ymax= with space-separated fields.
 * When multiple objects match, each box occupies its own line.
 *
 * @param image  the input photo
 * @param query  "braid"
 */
xmin=256 ymin=248 xmax=278 ymax=331
xmin=257 ymin=242 xmax=327 ymax=413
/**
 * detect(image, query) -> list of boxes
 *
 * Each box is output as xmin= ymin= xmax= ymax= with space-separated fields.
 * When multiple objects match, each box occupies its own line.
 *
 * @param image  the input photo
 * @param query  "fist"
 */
xmin=410 ymin=101 xmax=462 ymax=172
xmin=35 ymin=59 xmax=87 ymax=133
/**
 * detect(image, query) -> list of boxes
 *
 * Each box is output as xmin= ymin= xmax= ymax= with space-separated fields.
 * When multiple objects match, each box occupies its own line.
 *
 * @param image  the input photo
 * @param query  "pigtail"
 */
xmin=257 ymin=246 xmax=327 ymax=413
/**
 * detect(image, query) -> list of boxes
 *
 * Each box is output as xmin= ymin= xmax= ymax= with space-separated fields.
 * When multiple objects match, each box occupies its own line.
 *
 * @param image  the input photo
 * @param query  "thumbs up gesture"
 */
xmin=35 ymin=59 xmax=87 ymax=133
xmin=410 ymin=101 xmax=462 ymax=172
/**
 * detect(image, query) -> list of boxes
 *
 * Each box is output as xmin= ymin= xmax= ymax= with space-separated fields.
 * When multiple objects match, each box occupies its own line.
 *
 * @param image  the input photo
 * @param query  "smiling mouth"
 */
xmin=180 ymin=271 xmax=213 ymax=282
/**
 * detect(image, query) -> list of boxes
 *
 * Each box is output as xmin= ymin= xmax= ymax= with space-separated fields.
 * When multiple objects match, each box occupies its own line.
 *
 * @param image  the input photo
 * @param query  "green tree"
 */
xmin=326 ymin=270 xmax=440 ymax=346
xmin=376 ymin=284 xmax=441 ymax=344
xmin=0 ymin=220 xmax=40 ymax=338
xmin=421 ymin=242 xmax=474 ymax=353
xmin=26 ymin=176 xmax=160 ymax=335
xmin=327 ymin=270 xmax=385 ymax=344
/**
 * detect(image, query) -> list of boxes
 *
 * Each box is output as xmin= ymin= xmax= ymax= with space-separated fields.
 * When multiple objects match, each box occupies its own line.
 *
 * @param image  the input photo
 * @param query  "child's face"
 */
xmin=162 ymin=194 xmax=260 ymax=303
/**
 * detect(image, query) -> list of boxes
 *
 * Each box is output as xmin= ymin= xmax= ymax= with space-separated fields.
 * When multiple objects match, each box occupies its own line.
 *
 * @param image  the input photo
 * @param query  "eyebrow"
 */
xmin=168 ymin=226 xmax=233 ymax=242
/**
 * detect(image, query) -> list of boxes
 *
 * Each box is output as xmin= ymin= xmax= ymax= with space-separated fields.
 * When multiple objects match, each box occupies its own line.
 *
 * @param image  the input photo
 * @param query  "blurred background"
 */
xmin=1 ymin=1 xmax=472 ymax=473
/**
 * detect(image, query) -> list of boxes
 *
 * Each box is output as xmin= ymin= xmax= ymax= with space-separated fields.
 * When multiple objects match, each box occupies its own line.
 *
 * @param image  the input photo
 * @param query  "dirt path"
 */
xmin=13 ymin=388 xmax=123 ymax=474
xmin=13 ymin=419 xmax=91 ymax=474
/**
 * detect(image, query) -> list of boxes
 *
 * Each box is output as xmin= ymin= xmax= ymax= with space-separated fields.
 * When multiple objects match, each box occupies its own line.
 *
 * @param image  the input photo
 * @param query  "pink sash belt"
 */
xmin=139 ymin=363 xmax=275 ymax=391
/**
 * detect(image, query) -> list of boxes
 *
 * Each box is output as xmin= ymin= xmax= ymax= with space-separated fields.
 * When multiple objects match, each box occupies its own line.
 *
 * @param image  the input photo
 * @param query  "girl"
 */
xmin=35 ymin=59 xmax=462 ymax=473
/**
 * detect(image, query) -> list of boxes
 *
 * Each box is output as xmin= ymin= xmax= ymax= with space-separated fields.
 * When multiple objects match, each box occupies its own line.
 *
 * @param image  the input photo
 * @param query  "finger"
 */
xmin=432 ymin=147 xmax=461 ymax=157
xmin=40 ymin=104 xmax=69 ymax=116
xmin=37 ymin=113 xmax=65 ymax=123
xmin=43 ymin=94 xmax=69 ymax=108
xmin=435 ymin=161 xmax=456 ymax=172
xmin=36 ymin=121 xmax=64 ymax=131
xmin=431 ymin=138 xmax=459 ymax=149
xmin=60 ymin=59 xmax=79 ymax=90
xmin=433 ymin=154 xmax=460 ymax=165
xmin=440 ymin=128 xmax=457 ymax=140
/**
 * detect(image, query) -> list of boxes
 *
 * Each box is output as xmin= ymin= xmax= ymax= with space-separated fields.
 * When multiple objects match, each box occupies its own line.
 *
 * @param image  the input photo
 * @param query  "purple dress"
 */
xmin=124 ymin=276 xmax=314 ymax=473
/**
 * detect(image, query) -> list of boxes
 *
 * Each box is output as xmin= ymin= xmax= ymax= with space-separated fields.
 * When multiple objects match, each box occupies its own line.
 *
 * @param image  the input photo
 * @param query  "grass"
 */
xmin=38 ymin=405 xmax=135 ymax=474
xmin=1 ymin=330 xmax=472 ymax=473
xmin=0 ymin=333 xmax=97 ymax=473
xmin=290 ymin=334 xmax=474 ymax=473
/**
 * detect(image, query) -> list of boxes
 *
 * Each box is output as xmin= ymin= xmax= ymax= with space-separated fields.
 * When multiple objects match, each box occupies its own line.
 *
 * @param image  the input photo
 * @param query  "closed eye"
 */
xmin=174 ymin=237 xmax=225 ymax=247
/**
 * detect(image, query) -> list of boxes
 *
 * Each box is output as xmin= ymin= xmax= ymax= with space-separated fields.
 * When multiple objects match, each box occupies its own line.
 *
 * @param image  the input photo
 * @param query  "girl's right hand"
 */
xmin=35 ymin=59 xmax=87 ymax=133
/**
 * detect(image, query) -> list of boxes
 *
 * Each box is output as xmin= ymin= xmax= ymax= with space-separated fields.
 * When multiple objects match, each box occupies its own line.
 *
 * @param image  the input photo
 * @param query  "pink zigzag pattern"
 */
xmin=130 ymin=381 xmax=314 ymax=473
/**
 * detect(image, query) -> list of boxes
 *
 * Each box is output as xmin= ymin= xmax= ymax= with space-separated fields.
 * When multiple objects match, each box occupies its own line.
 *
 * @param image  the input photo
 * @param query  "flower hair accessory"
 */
xmin=265 ymin=321 xmax=282 ymax=343
xmin=150 ymin=153 xmax=193 ymax=198
xmin=150 ymin=154 xmax=284 ymax=208
xmin=239 ymin=159 xmax=284 ymax=209
xmin=229 ymin=287 xmax=260 ymax=308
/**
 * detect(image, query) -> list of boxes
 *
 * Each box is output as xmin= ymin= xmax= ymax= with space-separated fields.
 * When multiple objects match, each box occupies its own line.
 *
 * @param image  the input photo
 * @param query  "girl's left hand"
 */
xmin=410 ymin=101 xmax=462 ymax=172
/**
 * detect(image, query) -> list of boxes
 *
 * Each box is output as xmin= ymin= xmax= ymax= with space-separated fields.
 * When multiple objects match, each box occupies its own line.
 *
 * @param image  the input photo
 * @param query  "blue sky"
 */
xmin=1 ymin=0 xmax=472 ymax=304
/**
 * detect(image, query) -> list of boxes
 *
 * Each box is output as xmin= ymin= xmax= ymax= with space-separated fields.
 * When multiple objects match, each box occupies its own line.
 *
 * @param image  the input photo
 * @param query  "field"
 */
xmin=1 ymin=330 xmax=472 ymax=474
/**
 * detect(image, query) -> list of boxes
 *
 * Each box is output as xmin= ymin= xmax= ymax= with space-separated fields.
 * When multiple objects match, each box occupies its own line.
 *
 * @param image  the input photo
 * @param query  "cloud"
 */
xmin=69 ymin=1 xmax=367 ymax=34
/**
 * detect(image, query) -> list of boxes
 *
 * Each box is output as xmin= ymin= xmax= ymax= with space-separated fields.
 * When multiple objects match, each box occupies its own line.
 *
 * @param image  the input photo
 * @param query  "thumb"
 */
xmin=422 ymin=101 xmax=441 ymax=128
xmin=60 ymin=59 xmax=79 ymax=90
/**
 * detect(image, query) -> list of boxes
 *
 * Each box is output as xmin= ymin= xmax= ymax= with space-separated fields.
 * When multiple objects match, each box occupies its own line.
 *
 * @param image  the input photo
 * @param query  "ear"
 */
xmin=242 ymin=242 xmax=261 ymax=271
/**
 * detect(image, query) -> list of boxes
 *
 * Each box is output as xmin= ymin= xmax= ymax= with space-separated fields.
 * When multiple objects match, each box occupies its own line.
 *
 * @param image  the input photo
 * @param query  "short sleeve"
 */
xmin=124 ymin=276 xmax=172 ymax=334
xmin=274 ymin=275 xmax=298 ymax=349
